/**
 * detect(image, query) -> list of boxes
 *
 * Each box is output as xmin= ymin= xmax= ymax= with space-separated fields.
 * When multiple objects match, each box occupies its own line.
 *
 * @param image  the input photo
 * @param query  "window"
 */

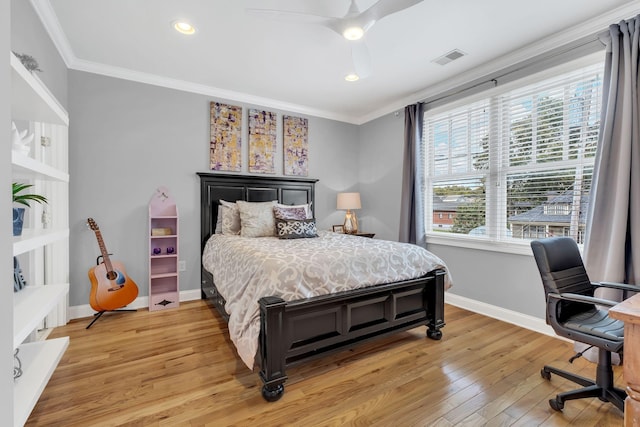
xmin=423 ymin=59 xmax=603 ymax=245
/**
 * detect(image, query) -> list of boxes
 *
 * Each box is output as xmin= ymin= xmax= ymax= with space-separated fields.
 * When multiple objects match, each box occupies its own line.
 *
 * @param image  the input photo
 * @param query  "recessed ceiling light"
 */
xmin=345 ymin=73 xmax=360 ymax=82
xmin=342 ymin=26 xmax=364 ymax=41
xmin=172 ymin=20 xmax=196 ymax=35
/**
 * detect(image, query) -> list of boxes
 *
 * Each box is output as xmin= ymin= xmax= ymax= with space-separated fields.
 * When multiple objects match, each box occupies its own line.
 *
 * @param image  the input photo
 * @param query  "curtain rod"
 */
xmin=420 ymin=31 xmax=608 ymax=111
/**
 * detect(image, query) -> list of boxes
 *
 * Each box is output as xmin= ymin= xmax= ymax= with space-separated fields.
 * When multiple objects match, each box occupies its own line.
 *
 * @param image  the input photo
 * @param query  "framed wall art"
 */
xmin=248 ymin=109 xmax=277 ymax=174
xmin=210 ymin=102 xmax=242 ymax=171
xmin=283 ymin=115 xmax=308 ymax=176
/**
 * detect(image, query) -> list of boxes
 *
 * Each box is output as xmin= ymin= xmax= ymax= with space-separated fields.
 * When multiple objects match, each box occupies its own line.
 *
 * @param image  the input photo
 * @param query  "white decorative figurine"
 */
xmin=11 ymin=121 xmax=33 ymax=156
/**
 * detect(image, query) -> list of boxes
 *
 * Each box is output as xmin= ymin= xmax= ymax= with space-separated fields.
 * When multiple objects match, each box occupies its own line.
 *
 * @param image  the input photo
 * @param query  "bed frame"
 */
xmin=198 ymin=172 xmax=445 ymax=401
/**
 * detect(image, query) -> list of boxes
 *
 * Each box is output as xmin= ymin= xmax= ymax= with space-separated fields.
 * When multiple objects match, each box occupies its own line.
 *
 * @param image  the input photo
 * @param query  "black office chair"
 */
xmin=530 ymin=237 xmax=636 ymax=412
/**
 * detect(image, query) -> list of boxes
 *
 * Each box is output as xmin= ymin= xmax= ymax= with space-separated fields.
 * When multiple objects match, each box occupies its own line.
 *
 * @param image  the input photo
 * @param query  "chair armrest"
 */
xmin=549 ymin=292 xmax=618 ymax=308
xmin=592 ymin=281 xmax=639 ymax=293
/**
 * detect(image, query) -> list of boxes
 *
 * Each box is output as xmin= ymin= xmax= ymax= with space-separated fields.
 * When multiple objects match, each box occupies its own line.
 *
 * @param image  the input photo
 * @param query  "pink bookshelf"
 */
xmin=148 ymin=187 xmax=179 ymax=311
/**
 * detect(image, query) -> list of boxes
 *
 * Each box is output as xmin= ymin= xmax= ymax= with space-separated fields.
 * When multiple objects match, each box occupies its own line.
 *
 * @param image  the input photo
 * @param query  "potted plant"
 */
xmin=12 ymin=182 xmax=47 ymax=236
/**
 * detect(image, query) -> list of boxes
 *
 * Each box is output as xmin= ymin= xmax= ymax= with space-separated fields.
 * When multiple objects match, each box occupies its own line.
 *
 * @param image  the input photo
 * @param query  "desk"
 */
xmin=610 ymin=293 xmax=640 ymax=425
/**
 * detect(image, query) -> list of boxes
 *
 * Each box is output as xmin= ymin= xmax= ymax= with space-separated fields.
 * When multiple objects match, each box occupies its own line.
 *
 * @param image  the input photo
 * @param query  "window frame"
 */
xmin=423 ymin=53 xmax=603 ymax=255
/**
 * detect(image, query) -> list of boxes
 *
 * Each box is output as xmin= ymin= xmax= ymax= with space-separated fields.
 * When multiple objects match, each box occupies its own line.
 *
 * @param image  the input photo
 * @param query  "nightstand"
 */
xmin=353 ymin=232 xmax=375 ymax=238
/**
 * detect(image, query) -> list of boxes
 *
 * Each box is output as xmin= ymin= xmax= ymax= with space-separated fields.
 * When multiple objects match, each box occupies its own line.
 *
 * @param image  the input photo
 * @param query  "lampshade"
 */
xmin=337 ymin=192 xmax=361 ymax=210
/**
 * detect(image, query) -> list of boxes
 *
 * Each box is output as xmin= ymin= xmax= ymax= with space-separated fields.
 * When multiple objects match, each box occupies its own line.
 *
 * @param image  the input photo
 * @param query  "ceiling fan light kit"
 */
xmin=342 ymin=26 xmax=364 ymax=40
xmin=247 ymin=0 xmax=424 ymax=79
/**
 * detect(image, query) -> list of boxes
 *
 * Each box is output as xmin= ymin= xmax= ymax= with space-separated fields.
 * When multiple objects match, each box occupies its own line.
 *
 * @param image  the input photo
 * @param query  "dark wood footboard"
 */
xmin=258 ymin=269 xmax=446 ymax=401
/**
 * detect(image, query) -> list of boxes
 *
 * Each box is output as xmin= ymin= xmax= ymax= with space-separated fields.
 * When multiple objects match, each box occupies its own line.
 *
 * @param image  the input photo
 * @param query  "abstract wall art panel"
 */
xmin=283 ymin=115 xmax=309 ymax=176
xmin=210 ymin=102 xmax=242 ymax=171
xmin=248 ymin=109 xmax=277 ymax=174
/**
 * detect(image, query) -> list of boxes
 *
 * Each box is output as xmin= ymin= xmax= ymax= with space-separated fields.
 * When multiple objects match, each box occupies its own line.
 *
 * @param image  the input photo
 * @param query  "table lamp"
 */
xmin=337 ymin=192 xmax=361 ymax=234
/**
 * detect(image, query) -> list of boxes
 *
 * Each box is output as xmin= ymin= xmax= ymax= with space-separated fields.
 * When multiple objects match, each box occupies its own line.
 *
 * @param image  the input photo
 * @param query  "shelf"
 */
xmin=14 ymin=338 xmax=69 ymax=427
xmin=151 ymin=272 xmax=178 ymax=279
xmin=13 ymin=284 xmax=69 ymax=348
xmin=9 ymin=49 xmax=70 ymax=427
xmin=12 ymin=150 xmax=69 ymax=182
xmin=149 ymin=187 xmax=179 ymax=311
xmin=13 ymin=228 xmax=69 ymax=256
xmin=11 ymin=52 xmax=69 ymax=126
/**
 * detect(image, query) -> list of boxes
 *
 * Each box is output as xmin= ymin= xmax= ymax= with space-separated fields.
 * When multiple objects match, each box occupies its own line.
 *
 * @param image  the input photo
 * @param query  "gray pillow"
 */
xmin=237 ymin=200 xmax=277 ymax=237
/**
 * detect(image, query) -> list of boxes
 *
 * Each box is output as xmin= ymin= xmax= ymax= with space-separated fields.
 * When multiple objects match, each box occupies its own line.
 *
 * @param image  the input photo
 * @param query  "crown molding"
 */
xmin=30 ymin=0 xmax=640 ymax=126
xmin=69 ymin=57 xmax=360 ymax=123
xmin=357 ymin=1 xmax=640 ymax=125
xmin=30 ymin=0 xmax=75 ymax=68
xmin=30 ymin=0 xmax=361 ymax=124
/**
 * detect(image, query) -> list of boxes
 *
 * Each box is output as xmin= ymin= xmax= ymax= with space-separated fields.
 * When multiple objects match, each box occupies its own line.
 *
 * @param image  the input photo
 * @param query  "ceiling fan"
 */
xmin=246 ymin=0 xmax=424 ymax=81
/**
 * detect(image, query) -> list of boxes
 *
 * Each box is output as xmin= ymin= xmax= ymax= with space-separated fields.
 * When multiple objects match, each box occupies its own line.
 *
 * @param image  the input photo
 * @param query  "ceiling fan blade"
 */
xmin=246 ymin=8 xmax=345 ymax=37
xmin=357 ymin=0 xmax=424 ymax=32
xmin=351 ymin=41 xmax=372 ymax=79
xmin=245 ymin=8 xmax=336 ymax=26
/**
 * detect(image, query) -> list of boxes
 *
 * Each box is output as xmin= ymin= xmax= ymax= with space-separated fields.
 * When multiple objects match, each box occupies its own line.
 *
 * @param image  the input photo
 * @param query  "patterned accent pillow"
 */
xmin=273 ymin=206 xmax=307 ymax=220
xmin=220 ymin=200 xmax=241 ymax=235
xmin=275 ymin=202 xmax=312 ymax=219
xmin=275 ymin=218 xmax=319 ymax=239
xmin=237 ymin=200 xmax=277 ymax=237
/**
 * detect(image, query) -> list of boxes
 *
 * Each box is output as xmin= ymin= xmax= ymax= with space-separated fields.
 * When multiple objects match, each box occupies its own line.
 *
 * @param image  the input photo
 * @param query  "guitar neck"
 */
xmin=93 ymin=229 xmax=114 ymax=273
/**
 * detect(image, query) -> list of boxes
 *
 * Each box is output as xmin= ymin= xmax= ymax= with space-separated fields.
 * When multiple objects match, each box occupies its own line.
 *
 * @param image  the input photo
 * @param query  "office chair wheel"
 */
xmin=540 ymin=368 xmax=551 ymax=380
xmin=549 ymin=397 xmax=564 ymax=411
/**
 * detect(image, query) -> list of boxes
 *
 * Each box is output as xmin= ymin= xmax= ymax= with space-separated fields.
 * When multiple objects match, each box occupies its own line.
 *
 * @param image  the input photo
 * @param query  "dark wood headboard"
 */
xmin=197 ymin=173 xmax=319 ymax=249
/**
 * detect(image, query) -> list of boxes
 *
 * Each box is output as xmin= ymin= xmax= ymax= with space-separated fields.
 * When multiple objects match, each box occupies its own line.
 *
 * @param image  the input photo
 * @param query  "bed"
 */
xmin=198 ymin=172 xmax=447 ymax=401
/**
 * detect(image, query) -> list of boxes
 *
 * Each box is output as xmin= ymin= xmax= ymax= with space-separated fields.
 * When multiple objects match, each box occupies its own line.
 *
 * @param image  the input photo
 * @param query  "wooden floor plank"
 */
xmin=25 ymin=301 xmax=626 ymax=426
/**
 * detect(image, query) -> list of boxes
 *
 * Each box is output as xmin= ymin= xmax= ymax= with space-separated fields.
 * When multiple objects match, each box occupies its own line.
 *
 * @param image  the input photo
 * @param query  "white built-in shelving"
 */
xmin=9 ymin=51 xmax=70 ymax=427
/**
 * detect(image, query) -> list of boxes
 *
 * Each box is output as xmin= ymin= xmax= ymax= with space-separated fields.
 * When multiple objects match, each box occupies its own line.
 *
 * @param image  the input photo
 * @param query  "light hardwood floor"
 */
xmin=26 ymin=301 xmax=624 ymax=426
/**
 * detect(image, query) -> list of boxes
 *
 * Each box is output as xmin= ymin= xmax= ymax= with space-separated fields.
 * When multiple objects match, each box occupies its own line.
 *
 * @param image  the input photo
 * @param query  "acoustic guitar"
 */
xmin=87 ymin=218 xmax=139 ymax=312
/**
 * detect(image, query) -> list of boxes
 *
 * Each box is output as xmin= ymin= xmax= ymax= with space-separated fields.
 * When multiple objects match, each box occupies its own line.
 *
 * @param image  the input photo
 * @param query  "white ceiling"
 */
xmin=36 ymin=0 xmax=640 ymax=124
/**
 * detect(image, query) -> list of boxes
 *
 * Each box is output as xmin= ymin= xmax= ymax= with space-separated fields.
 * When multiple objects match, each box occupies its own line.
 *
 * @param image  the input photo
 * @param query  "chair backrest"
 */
xmin=530 ymin=237 xmax=595 ymax=321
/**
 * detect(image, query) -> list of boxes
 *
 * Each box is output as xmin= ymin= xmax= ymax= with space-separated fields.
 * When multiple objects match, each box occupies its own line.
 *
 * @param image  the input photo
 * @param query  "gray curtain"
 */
xmin=582 ymin=16 xmax=640 ymax=364
xmin=584 ymin=15 xmax=640 ymax=290
xmin=399 ymin=103 xmax=425 ymax=246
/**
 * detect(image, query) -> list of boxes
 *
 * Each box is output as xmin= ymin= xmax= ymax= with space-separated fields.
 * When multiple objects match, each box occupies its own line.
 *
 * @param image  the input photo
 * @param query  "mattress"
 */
xmin=202 ymin=231 xmax=450 ymax=369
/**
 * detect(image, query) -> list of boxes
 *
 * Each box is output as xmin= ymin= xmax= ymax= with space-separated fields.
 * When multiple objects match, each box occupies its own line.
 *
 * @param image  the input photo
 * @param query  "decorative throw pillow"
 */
xmin=275 ymin=202 xmax=313 ymax=219
xmin=275 ymin=218 xmax=318 ymax=239
xmin=273 ymin=205 xmax=307 ymax=220
xmin=237 ymin=200 xmax=277 ymax=237
xmin=219 ymin=200 xmax=241 ymax=235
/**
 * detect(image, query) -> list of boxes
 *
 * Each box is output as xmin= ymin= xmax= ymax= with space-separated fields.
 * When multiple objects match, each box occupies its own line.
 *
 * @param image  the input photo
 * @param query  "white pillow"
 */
xmin=275 ymin=202 xmax=312 ymax=219
xmin=214 ymin=213 xmax=222 ymax=234
xmin=237 ymin=200 xmax=277 ymax=237
xmin=220 ymin=200 xmax=241 ymax=235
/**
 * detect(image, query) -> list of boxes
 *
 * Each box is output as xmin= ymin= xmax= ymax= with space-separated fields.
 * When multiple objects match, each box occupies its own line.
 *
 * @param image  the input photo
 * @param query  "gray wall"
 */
xmin=357 ymin=110 xmax=406 ymax=241
xmin=68 ymin=71 xmax=359 ymax=306
xmin=12 ymin=0 xmax=548 ymax=321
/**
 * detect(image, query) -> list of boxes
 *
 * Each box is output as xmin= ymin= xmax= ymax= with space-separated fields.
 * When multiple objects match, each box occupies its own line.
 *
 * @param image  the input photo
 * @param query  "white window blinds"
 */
xmin=424 ymin=60 xmax=603 ymax=243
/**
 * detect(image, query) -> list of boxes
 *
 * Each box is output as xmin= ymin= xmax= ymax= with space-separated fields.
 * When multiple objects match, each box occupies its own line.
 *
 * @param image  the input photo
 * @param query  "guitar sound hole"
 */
xmin=106 ymin=271 xmax=117 ymax=280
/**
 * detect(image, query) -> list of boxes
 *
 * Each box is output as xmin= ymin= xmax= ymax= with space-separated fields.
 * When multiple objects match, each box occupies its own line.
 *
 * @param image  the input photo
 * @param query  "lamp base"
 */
xmin=343 ymin=210 xmax=359 ymax=234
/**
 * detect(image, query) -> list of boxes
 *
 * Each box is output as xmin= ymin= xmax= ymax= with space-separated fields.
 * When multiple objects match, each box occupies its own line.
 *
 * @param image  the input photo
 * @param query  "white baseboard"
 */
xmin=69 ymin=289 xmax=563 ymax=343
xmin=68 ymin=289 xmax=202 ymax=320
xmin=445 ymin=292 xmax=567 ymax=341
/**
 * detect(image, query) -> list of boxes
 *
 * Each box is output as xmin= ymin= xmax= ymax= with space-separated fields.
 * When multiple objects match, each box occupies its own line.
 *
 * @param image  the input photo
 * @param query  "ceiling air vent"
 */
xmin=432 ymin=49 xmax=466 ymax=66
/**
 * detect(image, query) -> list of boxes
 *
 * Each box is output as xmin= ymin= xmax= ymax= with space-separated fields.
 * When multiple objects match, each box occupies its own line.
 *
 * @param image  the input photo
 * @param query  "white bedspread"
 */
xmin=202 ymin=231 xmax=450 ymax=369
